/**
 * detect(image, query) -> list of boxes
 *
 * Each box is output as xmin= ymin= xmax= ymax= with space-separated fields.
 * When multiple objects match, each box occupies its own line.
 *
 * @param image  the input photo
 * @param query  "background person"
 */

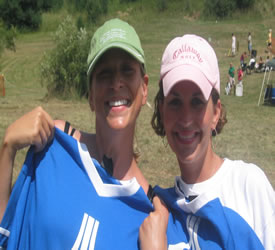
xmin=236 ymin=66 xmax=244 ymax=96
xmin=237 ymin=66 xmax=244 ymax=85
xmin=268 ymin=28 xmax=272 ymax=50
xmin=240 ymin=51 xmax=247 ymax=71
xmin=140 ymin=34 xmax=275 ymax=249
xmin=231 ymin=33 xmax=236 ymax=56
xmin=0 ymin=18 xmax=154 ymax=249
xmin=255 ymin=56 xmax=265 ymax=72
xmin=246 ymin=56 xmax=256 ymax=74
xmin=248 ymin=32 xmax=252 ymax=56
xmin=225 ymin=62 xmax=235 ymax=95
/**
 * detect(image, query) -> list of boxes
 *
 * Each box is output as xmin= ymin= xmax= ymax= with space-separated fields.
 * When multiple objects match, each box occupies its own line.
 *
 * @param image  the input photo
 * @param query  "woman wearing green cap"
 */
xmin=0 ymin=19 xmax=154 ymax=249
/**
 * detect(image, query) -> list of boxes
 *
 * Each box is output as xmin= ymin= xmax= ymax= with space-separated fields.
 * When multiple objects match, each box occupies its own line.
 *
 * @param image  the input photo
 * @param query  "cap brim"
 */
xmin=162 ymin=64 xmax=215 ymax=100
xmin=87 ymin=42 xmax=145 ymax=80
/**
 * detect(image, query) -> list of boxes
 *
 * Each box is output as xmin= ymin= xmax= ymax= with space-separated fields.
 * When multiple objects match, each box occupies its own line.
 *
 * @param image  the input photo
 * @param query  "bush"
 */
xmin=67 ymin=0 xmax=108 ymax=24
xmin=0 ymin=23 xmax=16 ymax=52
xmin=0 ymin=0 xmax=42 ymax=30
xmin=237 ymin=0 xmax=255 ymax=9
xmin=40 ymin=0 xmax=63 ymax=11
xmin=204 ymin=0 xmax=236 ymax=18
xmin=86 ymin=0 xmax=108 ymax=23
xmin=40 ymin=16 xmax=90 ymax=98
xmin=204 ymin=0 xmax=255 ymax=18
xmin=156 ymin=0 xmax=167 ymax=12
xmin=0 ymin=22 xmax=16 ymax=70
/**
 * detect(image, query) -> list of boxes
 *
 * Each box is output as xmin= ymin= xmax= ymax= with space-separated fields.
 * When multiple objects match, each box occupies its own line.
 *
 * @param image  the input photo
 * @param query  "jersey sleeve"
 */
xmin=0 ymin=147 xmax=35 ymax=249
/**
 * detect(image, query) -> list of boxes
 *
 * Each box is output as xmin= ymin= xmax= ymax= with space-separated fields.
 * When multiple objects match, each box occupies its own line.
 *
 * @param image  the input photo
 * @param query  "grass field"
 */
xmin=0 ymin=10 xmax=275 ymax=189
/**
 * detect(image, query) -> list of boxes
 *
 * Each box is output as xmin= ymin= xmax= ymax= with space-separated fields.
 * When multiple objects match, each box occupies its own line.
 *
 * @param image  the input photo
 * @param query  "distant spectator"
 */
xmin=255 ymin=56 xmax=265 ymax=72
xmin=267 ymin=29 xmax=272 ymax=50
xmin=238 ymin=66 xmax=244 ymax=85
xmin=240 ymin=51 xmax=247 ymax=65
xmin=236 ymin=66 xmax=244 ymax=96
xmin=240 ymin=51 xmax=247 ymax=71
xmin=225 ymin=63 xmax=235 ymax=95
xmin=246 ymin=57 xmax=256 ymax=74
xmin=232 ymin=33 xmax=236 ymax=56
xmin=248 ymin=32 xmax=252 ymax=56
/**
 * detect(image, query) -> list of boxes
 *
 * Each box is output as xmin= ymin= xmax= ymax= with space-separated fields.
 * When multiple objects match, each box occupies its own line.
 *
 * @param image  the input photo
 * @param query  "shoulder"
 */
xmin=223 ymin=159 xmax=273 ymax=192
xmin=54 ymin=120 xmax=81 ymax=141
xmin=54 ymin=119 xmax=67 ymax=131
xmin=54 ymin=120 xmax=97 ymax=158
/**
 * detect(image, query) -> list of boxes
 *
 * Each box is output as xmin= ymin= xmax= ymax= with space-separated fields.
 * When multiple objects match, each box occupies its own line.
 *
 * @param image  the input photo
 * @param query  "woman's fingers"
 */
xmin=5 ymin=107 xmax=55 ymax=153
xmin=139 ymin=196 xmax=169 ymax=250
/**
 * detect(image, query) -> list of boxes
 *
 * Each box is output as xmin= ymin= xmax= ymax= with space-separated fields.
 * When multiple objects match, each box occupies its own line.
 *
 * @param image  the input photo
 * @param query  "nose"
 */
xmin=179 ymin=104 xmax=193 ymax=127
xmin=111 ymin=71 xmax=124 ymax=90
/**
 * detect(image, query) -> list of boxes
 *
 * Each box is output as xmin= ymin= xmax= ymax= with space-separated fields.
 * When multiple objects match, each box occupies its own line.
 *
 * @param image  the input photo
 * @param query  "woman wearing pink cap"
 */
xmin=140 ymin=34 xmax=275 ymax=249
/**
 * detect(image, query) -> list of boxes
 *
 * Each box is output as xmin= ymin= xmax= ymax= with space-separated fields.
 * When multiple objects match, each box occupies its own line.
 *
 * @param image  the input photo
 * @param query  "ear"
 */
xmin=141 ymin=74 xmax=149 ymax=105
xmin=212 ymin=99 xmax=221 ymax=130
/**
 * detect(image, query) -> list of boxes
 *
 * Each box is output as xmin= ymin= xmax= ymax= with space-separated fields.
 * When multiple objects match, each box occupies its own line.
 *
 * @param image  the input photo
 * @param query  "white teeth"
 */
xmin=109 ymin=100 xmax=128 ymax=107
xmin=178 ymin=134 xmax=195 ymax=140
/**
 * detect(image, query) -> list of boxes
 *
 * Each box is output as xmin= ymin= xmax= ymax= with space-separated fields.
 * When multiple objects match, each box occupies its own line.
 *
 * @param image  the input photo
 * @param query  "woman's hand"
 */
xmin=3 ymin=106 xmax=55 ymax=154
xmin=139 ymin=196 xmax=169 ymax=250
xmin=0 ymin=106 xmax=55 ymax=222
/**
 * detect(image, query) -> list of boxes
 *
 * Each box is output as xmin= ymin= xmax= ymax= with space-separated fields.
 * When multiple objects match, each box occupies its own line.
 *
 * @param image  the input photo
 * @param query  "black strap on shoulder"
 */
xmin=70 ymin=128 xmax=76 ymax=136
xmin=64 ymin=121 xmax=76 ymax=137
xmin=147 ymin=184 xmax=155 ymax=203
xmin=64 ymin=121 xmax=70 ymax=134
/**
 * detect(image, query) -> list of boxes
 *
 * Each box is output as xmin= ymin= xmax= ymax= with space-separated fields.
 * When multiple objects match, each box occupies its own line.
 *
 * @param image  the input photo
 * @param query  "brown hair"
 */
xmin=151 ymin=80 xmax=227 ymax=138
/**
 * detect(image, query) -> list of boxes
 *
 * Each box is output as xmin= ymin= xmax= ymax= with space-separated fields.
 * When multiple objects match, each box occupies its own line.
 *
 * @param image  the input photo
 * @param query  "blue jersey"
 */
xmin=0 ymin=128 xmax=153 ymax=249
xmin=156 ymin=158 xmax=275 ymax=249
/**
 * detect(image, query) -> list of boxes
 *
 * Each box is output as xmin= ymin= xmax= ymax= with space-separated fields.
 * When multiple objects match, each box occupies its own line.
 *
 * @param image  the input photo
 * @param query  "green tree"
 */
xmin=204 ymin=0 xmax=236 ymax=18
xmin=0 ymin=22 xmax=16 ymax=69
xmin=0 ymin=0 xmax=42 ymax=30
xmin=236 ymin=0 xmax=255 ymax=9
xmin=40 ymin=0 xmax=63 ymax=11
xmin=40 ymin=16 xmax=90 ymax=98
xmin=204 ymin=0 xmax=255 ymax=18
xmin=67 ymin=0 xmax=108 ymax=24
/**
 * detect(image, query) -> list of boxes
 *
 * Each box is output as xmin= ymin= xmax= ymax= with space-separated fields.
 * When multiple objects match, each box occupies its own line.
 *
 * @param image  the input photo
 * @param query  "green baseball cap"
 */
xmin=87 ymin=18 xmax=146 ymax=82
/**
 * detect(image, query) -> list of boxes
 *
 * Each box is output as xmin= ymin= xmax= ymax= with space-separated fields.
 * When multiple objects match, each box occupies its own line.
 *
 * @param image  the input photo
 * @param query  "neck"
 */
xmin=179 ymin=144 xmax=223 ymax=184
xmin=93 ymin=124 xmax=149 ymax=193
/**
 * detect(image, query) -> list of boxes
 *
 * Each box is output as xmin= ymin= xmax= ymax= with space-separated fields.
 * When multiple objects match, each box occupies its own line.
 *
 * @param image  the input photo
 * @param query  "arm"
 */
xmin=139 ymin=196 xmax=169 ymax=250
xmin=0 ymin=106 xmax=55 ymax=222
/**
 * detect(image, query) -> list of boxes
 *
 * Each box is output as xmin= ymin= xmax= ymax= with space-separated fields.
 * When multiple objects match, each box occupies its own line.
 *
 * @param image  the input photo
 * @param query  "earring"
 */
xmin=211 ymin=128 xmax=217 ymax=150
xmin=211 ymin=128 xmax=217 ymax=137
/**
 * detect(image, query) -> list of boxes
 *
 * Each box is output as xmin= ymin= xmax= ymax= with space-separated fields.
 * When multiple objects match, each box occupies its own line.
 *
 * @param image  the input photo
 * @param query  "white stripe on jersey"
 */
xmin=78 ymin=142 xmax=140 ymax=198
xmin=0 ymin=227 xmax=10 ymax=237
xmin=72 ymin=213 xmax=100 ymax=250
xmin=168 ymin=215 xmax=201 ymax=250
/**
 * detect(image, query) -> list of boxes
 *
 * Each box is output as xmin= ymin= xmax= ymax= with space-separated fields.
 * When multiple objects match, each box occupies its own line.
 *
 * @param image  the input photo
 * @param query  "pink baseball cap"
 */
xmin=160 ymin=34 xmax=220 ymax=100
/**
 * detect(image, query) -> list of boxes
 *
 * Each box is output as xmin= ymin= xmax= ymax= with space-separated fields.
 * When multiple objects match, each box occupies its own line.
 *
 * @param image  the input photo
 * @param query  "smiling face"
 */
xmin=89 ymin=48 xmax=148 ymax=131
xmin=160 ymin=81 xmax=221 ymax=166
